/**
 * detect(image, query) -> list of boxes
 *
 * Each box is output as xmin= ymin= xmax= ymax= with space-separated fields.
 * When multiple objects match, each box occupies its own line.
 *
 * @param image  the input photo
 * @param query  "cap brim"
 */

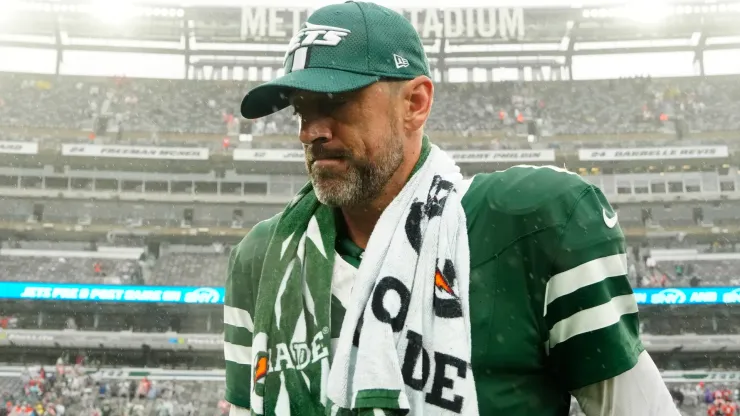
xmin=240 ymin=68 xmax=381 ymax=119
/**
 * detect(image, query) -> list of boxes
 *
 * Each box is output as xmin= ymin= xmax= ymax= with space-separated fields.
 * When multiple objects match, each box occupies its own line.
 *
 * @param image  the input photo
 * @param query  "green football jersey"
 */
xmin=224 ymin=165 xmax=643 ymax=415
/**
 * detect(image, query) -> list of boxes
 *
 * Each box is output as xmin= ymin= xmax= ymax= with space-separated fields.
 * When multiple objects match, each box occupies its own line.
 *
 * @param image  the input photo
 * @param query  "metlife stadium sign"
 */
xmin=238 ymin=7 xmax=525 ymax=41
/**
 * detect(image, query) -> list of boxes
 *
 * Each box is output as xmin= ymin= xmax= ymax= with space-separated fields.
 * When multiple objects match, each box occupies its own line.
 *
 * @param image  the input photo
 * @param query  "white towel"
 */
xmin=326 ymin=145 xmax=479 ymax=415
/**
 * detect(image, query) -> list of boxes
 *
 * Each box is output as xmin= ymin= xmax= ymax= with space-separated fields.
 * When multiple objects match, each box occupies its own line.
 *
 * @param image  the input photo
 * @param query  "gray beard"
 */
xmin=308 ymin=139 xmax=403 ymax=208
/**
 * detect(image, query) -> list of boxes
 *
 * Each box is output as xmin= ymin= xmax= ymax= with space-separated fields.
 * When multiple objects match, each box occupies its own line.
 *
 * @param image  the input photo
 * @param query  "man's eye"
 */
xmin=321 ymin=101 xmax=345 ymax=114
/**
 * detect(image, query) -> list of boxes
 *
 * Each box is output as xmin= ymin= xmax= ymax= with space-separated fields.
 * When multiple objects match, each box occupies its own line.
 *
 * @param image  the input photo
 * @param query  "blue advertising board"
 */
xmin=633 ymin=287 xmax=740 ymax=306
xmin=0 ymin=282 xmax=222 ymax=304
xmin=1 ymin=282 xmax=740 ymax=306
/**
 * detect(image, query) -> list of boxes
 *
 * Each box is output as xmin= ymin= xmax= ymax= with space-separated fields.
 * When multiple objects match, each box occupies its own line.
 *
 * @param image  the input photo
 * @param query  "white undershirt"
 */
xmin=572 ymin=350 xmax=679 ymax=416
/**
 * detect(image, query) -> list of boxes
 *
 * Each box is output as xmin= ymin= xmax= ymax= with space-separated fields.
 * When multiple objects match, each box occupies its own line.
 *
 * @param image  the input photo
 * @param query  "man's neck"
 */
xmin=340 ymin=139 xmax=422 ymax=249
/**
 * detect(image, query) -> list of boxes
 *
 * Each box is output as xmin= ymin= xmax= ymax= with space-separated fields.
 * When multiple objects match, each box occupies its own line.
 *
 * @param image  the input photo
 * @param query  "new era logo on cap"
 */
xmin=393 ymin=54 xmax=409 ymax=69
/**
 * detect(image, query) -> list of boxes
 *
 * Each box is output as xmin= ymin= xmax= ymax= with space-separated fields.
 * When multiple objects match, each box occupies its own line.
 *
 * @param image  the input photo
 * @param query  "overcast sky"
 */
xmin=121 ymin=0 xmax=658 ymax=9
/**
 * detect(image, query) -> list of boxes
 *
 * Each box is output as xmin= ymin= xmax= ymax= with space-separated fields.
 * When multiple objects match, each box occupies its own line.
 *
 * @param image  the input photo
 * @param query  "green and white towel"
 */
xmin=250 ymin=145 xmax=478 ymax=415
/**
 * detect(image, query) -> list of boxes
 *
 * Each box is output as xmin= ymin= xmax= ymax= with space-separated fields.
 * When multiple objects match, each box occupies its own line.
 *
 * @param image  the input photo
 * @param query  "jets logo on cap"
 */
xmin=284 ymin=23 xmax=351 ymax=72
xmin=393 ymin=54 xmax=409 ymax=69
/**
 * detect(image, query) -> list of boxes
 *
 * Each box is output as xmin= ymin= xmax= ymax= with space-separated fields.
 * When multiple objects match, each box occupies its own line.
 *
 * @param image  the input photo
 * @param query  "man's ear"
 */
xmin=399 ymin=76 xmax=433 ymax=132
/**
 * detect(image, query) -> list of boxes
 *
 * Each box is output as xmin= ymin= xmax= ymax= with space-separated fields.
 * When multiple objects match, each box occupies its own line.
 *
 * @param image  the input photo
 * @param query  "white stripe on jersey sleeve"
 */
xmin=230 ymin=405 xmax=251 ymax=415
xmin=549 ymin=294 xmax=638 ymax=348
xmin=224 ymin=305 xmax=254 ymax=332
xmin=544 ymin=254 xmax=628 ymax=316
xmin=224 ymin=342 xmax=253 ymax=365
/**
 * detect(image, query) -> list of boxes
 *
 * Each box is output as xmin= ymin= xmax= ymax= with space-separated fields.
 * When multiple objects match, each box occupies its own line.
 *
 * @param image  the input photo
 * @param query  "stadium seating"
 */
xmin=0 ymin=72 xmax=735 ymax=137
xmin=150 ymin=251 xmax=229 ymax=286
xmin=0 ymin=375 xmax=225 ymax=416
xmin=654 ymin=259 xmax=740 ymax=287
xmin=5 ymin=196 xmax=740 ymax=234
xmin=0 ymin=197 xmax=283 ymax=229
xmin=6 ymin=234 xmax=740 ymax=288
xmin=0 ymin=255 xmax=141 ymax=284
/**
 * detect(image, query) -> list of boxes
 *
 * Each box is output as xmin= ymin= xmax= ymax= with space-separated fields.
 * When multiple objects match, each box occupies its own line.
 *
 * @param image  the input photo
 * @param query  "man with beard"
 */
xmin=224 ymin=2 xmax=677 ymax=415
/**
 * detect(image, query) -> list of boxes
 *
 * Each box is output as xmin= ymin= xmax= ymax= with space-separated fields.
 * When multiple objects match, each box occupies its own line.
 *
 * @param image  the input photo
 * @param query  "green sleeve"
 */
xmin=224 ymin=215 xmax=279 ymax=409
xmin=544 ymin=185 xmax=643 ymax=391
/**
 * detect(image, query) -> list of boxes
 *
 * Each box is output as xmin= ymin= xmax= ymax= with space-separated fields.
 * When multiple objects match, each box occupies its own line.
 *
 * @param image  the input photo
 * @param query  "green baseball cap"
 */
xmin=240 ymin=1 xmax=431 ymax=119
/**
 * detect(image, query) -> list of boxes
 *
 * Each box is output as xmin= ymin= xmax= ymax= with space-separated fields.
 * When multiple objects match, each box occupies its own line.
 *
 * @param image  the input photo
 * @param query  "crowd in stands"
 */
xmin=0 ymin=73 xmax=736 ymax=138
xmin=0 ymin=360 xmax=228 ymax=415
xmin=0 ymin=363 xmax=731 ymax=416
xmin=0 ymin=240 xmax=229 ymax=286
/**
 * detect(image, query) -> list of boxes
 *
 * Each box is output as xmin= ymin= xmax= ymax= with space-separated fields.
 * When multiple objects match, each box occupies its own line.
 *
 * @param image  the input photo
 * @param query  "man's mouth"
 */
xmin=312 ymin=157 xmax=346 ymax=168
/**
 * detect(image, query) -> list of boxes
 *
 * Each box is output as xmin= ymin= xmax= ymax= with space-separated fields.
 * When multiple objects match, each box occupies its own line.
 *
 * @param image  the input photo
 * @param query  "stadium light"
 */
xmin=622 ymin=0 xmax=672 ymax=24
xmin=91 ymin=0 xmax=137 ymax=25
xmin=0 ymin=1 xmax=23 ymax=32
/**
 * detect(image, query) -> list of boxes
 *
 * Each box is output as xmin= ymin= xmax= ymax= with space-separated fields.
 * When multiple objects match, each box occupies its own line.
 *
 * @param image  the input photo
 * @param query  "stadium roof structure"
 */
xmin=3 ymin=0 xmax=740 ymax=78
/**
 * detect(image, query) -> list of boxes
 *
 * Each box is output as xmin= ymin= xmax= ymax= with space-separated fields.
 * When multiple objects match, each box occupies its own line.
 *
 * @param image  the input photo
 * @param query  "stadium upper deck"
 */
xmin=1 ymin=0 xmax=740 ymax=149
xmin=2 ymin=1 xmax=740 ymax=156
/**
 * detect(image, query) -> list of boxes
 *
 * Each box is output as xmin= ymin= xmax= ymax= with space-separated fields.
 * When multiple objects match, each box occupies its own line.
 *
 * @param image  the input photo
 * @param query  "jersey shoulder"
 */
xmin=229 ymin=212 xmax=281 ymax=289
xmin=463 ymin=164 xmax=592 ymax=220
xmin=234 ymin=213 xmax=280 ymax=260
xmin=461 ymin=165 xmax=597 ymax=257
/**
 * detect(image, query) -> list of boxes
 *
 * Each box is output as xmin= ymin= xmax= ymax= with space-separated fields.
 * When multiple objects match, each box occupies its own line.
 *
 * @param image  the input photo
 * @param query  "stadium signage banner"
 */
xmin=447 ymin=149 xmax=555 ymax=163
xmin=61 ymin=144 xmax=210 ymax=160
xmin=5 ymin=282 xmax=740 ymax=306
xmin=632 ymin=287 xmax=740 ymax=305
xmin=3 ymin=283 xmax=223 ymax=304
xmin=579 ymin=146 xmax=729 ymax=161
xmin=233 ymin=149 xmax=555 ymax=163
xmin=240 ymin=7 xmax=524 ymax=40
xmin=0 ymin=141 xmax=38 ymax=155
xmin=233 ymin=148 xmax=304 ymax=162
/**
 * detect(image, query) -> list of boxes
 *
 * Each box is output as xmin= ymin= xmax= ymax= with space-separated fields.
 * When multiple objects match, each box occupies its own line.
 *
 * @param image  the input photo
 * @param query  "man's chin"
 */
xmin=311 ymin=180 xmax=355 ymax=207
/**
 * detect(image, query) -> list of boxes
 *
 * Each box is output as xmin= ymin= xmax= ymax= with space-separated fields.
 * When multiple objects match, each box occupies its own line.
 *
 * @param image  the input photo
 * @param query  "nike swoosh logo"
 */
xmin=603 ymin=208 xmax=618 ymax=229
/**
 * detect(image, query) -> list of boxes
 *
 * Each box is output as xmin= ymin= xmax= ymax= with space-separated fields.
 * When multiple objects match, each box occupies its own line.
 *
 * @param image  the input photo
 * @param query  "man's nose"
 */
xmin=299 ymin=115 xmax=333 ymax=146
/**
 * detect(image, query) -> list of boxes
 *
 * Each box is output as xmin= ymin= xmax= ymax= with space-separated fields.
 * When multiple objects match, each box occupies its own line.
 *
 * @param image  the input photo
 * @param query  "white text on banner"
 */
xmin=233 ymin=148 xmax=556 ymax=163
xmin=579 ymin=146 xmax=729 ymax=162
xmin=62 ymin=144 xmax=209 ymax=160
xmin=447 ymin=149 xmax=556 ymax=163
xmin=233 ymin=149 xmax=305 ymax=162
xmin=0 ymin=141 xmax=38 ymax=155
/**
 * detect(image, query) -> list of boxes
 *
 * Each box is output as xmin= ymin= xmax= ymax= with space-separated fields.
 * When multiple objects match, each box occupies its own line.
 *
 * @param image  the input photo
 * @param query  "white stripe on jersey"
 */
xmin=549 ymin=294 xmax=638 ymax=348
xmin=224 ymin=305 xmax=254 ymax=332
xmin=544 ymin=254 xmax=628 ymax=316
xmin=224 ymin=342 xmax=252 ymax=365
